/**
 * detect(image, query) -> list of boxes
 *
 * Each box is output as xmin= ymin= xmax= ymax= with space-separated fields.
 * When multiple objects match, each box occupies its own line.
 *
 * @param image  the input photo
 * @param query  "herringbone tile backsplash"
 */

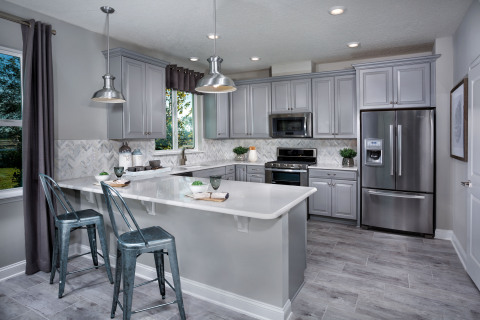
xmin=55 ymin=138 xmax=356 ymax=180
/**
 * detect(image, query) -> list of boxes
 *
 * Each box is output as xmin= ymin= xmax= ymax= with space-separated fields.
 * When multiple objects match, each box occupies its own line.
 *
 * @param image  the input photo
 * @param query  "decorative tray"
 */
xmin=94 ymin=180 xmax=131 ymax=187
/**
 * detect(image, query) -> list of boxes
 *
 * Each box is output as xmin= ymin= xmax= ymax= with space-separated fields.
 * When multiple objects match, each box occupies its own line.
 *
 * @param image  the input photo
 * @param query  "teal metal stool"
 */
xmin=39 ymin=174 xmax=114 ymax=298
xmin=100 ymin=182 xmax=186 ymax=320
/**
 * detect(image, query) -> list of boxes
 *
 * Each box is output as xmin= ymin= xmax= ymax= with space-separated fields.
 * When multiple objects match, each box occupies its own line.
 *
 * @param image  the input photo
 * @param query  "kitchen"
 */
xmin=0 ymin=0 xmax=479 ymax=319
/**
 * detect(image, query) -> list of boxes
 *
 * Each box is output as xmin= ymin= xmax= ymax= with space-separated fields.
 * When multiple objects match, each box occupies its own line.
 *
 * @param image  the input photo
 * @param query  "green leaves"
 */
xmin=339 ymin=148 xmax=357 ymax=158
xmin=233 ymin=146 xmax=249 ymax=155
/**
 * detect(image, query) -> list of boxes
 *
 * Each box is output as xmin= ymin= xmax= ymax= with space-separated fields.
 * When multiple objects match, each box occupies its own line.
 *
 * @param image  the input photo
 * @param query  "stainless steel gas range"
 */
xmin=265 ymin=148 xmax=317 ymax=186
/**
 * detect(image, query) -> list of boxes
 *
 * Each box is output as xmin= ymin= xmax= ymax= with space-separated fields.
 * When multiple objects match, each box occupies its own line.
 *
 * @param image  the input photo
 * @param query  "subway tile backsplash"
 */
xmin=55 ymin=138 xmax=356 ymax=180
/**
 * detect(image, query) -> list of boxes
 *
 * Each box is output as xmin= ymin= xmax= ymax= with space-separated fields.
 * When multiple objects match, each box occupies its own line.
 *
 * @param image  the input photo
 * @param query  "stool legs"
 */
xmin=58 ymin=226 xmax=71 ymax=298
xmin=122 ymin=249 xmax=137 ymax=320
xmin=111 ymin=249 xmax=122 ymax=318
xmin=167 ymin=243 xmax=186 ymax=320
xmin=154 ymin=250 xmax=166 ymax=299
xmin=50 ymin=229 xmax=59 ymax=284
xmin=86 ymin=225 xmax=99 ymax=267
xmin=97 ymin=220 xmax=114 ymax=283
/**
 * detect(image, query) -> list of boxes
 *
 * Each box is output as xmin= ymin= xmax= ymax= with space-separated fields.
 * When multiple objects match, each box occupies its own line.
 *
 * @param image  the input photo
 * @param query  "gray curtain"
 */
xmin=166 ymin=64 xmax=204 ymax=94
xmin=21 ymin=20 xmax=55 ymax=275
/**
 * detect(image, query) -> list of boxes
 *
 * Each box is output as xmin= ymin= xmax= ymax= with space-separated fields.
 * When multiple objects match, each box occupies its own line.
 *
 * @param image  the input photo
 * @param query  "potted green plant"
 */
xmin=339 ymin=148 xmax=357 ymax=167
xmin=233 ymin=146 xmax=249 ymax=161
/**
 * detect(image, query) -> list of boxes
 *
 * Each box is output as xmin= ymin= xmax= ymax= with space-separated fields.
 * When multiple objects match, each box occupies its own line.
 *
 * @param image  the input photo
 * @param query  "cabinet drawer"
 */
xmin=225 ymin=165 xmax=235 ymax=174
xmin=193 ymin=167 xmax=226 ymax=178
xmin=247 ymin=165 xmax=265 ymax=174
xmin=309 ymin=169 xmax=356 ymax=180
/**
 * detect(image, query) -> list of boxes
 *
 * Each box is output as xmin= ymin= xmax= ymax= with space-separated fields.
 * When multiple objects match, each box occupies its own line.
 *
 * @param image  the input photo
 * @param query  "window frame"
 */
xmin=0 ymin=45 xmax=23 ymax=202
xmin=153 ymin=89 xmax=201 ymax=155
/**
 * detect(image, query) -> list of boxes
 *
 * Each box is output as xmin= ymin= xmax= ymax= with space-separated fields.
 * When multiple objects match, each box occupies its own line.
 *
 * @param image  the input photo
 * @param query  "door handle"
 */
xmin=389 ymin=125 xmax=394 ymax=176
xmin=398 ymin=124 xmax=402 ymax=176
xmin=461 ymin=180 xmax=472 ymax=187
xmin=367 ymin=190 xmax=425 ymax=200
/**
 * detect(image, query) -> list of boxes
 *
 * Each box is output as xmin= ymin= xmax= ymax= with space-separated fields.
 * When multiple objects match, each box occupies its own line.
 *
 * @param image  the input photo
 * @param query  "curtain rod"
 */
xmin=0 ymin=11 xmax=56 ymax=35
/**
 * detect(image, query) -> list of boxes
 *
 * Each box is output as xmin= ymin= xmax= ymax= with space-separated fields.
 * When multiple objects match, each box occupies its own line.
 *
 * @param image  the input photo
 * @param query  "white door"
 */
xmin=466 ymin=56 xmax=480 ymax=290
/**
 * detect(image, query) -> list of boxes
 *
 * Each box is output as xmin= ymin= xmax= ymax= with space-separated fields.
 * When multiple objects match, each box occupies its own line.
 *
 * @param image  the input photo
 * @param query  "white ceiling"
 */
xmin=6 ymin=0 xmax=473 ymax=73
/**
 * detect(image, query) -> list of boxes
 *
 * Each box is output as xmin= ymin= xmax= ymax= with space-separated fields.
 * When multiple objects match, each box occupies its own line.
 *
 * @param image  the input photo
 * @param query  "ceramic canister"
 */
xmin=119 ymin=142 xmax=132 ymax=168
xmin=248 ymin=146 xmax=258 ymax=162
xmin=132 ymin=149 xmax=143 ymax=167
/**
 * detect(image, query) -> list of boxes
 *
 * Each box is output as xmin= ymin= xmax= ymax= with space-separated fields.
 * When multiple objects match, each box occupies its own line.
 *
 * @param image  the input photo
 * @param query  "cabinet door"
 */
xmin=145 ymin=64 xmax=166 ymax=139
xmin=393 ymin=63 xmax=430 ymax=108
xmin=331 ymin=180 xmax=357 ymax=220
xmin=203 ymin=94 xmax=229 ymax=139
xmin=309 ymin=178 xmax=331 ymax=216
xmin=312 ymin=77 xmax=334 ymax=138
xmin=122 ymin=57 xmax=146 ymax=138
xmin=271 ymin=81 xmax=291 ymax=114
xmin=291 ymin=79 xmax=312 ymax=112
xmin=247 ymin=174 xmax=265 ymax=183
xmin=250 ymin=82 xmax=271 ymax=138
xmin=223 ymin=173 xmax=235 ymax=180
xmin=230 ymin=85 xmax=250 ymax=138
xmin=235 ymin=165 xmax=247 ymax=181
xmin=335 ymin=75 xmax=356 ymax=138
xmin=216 ymin=94 xmax=230 ymax=138
xmin=359 ymin=67 xmax=393 ymax=109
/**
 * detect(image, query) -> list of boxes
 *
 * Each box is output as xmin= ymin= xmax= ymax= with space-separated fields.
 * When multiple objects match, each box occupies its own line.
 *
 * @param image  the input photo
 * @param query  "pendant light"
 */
xmin=91 ymin=6 xmax=126 ymax=103
xmin=195 ymin=0 xmax=236 ymax=93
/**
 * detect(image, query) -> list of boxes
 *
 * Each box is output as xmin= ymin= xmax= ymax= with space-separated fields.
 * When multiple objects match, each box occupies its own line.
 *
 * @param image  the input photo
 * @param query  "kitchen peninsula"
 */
xmin=58 ymin=174 xmax=316 ymax=320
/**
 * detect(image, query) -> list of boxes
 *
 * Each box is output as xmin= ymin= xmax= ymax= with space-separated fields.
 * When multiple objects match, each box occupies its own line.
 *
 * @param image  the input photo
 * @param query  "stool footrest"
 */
xmin=117 ymin=299 xmax=178 ymax=314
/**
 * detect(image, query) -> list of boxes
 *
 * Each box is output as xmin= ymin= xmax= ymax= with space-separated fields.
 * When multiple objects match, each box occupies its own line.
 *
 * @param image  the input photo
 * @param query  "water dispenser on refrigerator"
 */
xmin=364 ymin=139 xmax=383 ymax=166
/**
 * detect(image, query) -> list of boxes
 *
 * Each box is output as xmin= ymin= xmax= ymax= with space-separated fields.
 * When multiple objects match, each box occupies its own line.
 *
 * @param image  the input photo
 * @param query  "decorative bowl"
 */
xmin=189 ymin=184 xmax=209 ymax=194
xmin=95 ymin=174 xmax=110 ymax=182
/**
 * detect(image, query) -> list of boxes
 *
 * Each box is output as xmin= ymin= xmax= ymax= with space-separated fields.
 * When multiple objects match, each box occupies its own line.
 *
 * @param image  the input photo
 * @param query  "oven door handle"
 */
xmin=264 ymin=168 xmax=308 ymax=173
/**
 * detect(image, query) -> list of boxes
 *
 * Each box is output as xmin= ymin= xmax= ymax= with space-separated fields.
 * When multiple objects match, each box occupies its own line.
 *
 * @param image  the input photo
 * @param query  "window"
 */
xmin=0 ymin=48 xmax=22 ymax=191
xmin=155 ymin=89 xmax=195 ymax=150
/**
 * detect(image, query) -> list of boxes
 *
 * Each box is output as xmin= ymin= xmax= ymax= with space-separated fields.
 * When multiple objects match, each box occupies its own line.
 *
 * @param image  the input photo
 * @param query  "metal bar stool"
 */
xmin=39 ymin=174 xmax=114 ymax=298
xmin=100 ymin=182 xmax=186 ymax=320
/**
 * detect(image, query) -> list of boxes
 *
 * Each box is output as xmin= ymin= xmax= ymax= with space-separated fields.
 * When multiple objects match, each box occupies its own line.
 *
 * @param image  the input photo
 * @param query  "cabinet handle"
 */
xmin=327 ymin=182 xmax=332 ymax=186
xmin=389 ymin=101 xmax=394 ymax=105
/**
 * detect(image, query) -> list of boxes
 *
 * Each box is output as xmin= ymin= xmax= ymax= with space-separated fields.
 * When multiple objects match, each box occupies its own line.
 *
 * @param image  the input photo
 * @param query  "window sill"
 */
xmin=153 ymin=149 xmax=204 ymax=156
xmin=0 ymin=188 xmax=23 ymax=204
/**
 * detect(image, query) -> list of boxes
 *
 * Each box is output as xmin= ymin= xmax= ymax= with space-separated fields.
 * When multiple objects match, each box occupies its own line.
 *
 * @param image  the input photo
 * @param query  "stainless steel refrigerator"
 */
xmin=361 ymin=109 xmax=435 ymax=235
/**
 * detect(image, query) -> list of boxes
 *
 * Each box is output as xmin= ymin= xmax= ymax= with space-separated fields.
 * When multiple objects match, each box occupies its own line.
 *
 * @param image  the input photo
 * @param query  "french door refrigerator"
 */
xmin=361 ymin=108 xmax=435 ymax=235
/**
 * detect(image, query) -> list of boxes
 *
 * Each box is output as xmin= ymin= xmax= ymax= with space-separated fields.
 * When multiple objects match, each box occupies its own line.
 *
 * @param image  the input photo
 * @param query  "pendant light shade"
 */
xmin=195 ymin=0 xmax=236 ymax=94
xmin=91 ymin=6 xmax=125 ymax=103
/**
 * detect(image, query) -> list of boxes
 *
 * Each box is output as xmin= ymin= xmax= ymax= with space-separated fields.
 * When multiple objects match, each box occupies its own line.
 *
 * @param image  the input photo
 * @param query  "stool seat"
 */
xmin=39 ymin=174 xmax=114 ymax=298
xmin=118 ymin=226 xmax=174 ymax=249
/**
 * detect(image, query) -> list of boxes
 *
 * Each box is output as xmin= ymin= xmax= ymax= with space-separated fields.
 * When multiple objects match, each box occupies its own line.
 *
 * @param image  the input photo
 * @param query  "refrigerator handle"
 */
xmin=398 ymin=124 xmax=402 ymax=176
xmin=389 ymin=125 xmax=394 ymax=176
xmin=430 ymin=111 xmax=434 ymax=164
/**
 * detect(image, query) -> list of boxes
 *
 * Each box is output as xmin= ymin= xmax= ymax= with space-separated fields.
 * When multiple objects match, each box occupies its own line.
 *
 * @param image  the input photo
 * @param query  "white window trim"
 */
xmin=0 ymin=46 xmax=23 ymax=200
xmin=154 ymin=91 xmax=201 ymax=155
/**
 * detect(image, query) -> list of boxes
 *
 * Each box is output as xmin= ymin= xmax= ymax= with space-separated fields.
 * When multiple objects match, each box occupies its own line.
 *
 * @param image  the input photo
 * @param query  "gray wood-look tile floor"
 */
xmin=1 ymin=221 xmax=479 ymax=319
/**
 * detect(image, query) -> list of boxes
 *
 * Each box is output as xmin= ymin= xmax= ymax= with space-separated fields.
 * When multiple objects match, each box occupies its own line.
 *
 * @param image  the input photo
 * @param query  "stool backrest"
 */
xmin=100 ymin=182 xmax=149 ymax=246
xmin=39 ymin=173 xmax=80 ymax=221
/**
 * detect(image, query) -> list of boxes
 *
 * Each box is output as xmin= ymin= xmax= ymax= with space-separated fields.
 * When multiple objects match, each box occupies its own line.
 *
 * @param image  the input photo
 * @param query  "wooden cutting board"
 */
xmin=185 ymin=193 xmax=228 ymax=202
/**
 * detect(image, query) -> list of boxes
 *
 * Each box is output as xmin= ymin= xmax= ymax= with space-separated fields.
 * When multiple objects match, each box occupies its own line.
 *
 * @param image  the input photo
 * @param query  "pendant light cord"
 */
xmin=106 ymin=11 xmax=110 ymax=74
xmin=213 ymin=0 xmax=216 ymax=56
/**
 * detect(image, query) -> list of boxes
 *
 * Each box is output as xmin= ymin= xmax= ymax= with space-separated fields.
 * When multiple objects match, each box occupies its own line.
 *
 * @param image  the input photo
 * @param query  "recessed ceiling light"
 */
xmin=329 ymin=6 xmax=346 ymax=15
xmin=207 ymin=33 xmax=220 ymax=40
xmin=347 ymin=42 xmax=360 ymax=48
xmin=189 ymin=57 xmax=199 ymax=61
xmin=250 ymin=56 xmax=261 ymax=61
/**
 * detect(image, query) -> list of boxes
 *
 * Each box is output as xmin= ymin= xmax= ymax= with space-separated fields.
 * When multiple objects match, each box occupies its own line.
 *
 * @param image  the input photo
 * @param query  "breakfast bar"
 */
xmin=58 ymin=175 xmax=316 ymax=320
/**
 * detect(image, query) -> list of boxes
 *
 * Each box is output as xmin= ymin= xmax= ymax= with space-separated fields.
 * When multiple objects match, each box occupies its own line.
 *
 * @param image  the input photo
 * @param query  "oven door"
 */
xmin=265 ymin=168 xmax=308 ymax=186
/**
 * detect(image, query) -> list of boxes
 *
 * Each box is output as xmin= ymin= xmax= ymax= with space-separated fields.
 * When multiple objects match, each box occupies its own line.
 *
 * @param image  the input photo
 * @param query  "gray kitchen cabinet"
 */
xmin=224 ymin=165 xmax=235 ymax=180
xmin=204 ymin=93 xmax=230 ymax=139
xmin=312 ymin=73 xmax=356 ymax=138
xmin=355 ymin=57 xmax=437 ymax=110
xmin=236 ymin=164 xmax=247 ymax=181
xmin=192 ymin=167 xmax=226 ymax=178
xmin=230 ymin=82 xmax=271 ymax=138
xmin=106 ymin=48 xmax=168 ymax=139
xmin=271 ymin=79 xmax=311 ymax=114
xmin=246 ymin=165 xmax=265 ymax=183
xmin=309 ymin=169 xmax=357 ymax=220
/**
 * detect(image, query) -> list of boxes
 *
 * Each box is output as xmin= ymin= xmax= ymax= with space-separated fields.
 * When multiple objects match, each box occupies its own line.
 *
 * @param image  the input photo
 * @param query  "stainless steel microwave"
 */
xmin=269 ymin=112 xmax=312 ymax=138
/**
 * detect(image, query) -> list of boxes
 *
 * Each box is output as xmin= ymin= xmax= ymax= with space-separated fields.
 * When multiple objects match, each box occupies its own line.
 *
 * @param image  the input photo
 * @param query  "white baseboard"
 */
xmin=451 ymin=232 xmax=467 ymax=270
xmin=0 ymin=260 xmax=26 ymax=281
xmin=75 ymin=244 xmax=291 ymax=320
xmin=435 ymin=229 xmax=453 ymax=240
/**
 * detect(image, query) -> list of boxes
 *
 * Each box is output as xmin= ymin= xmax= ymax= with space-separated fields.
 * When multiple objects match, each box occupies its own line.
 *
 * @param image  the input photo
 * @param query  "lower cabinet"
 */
xmin=309 ymin=169 xmax=357 ymax=220
xmin=191 ymin=164 xmax=265 ymax=183
xmin=192 ymin=167 xmax=226 ymax=178
xmin=236 ymin=165 xmax=247 ymax=181
xmin=246 ymin=165 xmax=265 ymax=183
xmin=224 ymin=165 xmax=235 ymax=180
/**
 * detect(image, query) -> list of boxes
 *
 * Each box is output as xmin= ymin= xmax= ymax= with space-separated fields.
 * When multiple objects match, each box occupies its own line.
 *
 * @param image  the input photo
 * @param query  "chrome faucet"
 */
xmin=179 ymin=147 xmax=190 ymax=165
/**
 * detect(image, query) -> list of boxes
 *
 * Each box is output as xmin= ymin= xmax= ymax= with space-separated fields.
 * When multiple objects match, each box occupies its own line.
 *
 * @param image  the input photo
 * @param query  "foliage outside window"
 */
xmin=0 ymin=50 xmax=22 ymax=191
xmin=155 ymin=89 xmax=195 ymax=150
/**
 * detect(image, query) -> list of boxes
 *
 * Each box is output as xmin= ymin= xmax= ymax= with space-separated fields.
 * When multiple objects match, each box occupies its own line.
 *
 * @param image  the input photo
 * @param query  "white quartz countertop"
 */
xmin=168 ymin=160 xmax=265 ymax=174
xmin=58 ymin=175 xmax=316 ymax=220
xmin=308 ymin=164 xmax=358 ymax=171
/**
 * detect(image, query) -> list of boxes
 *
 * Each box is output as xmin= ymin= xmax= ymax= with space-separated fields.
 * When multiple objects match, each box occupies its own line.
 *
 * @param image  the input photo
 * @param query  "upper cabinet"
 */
xmin=312 ymin=72 xmax=356 ymax=138
xmin=203 ymin=93 xmax=229 ymax=139
xmin=354 ymin=55 xmax=439 ymax=110
xmin=106 ymin=48 xmax=168 ymax=139
xmin=272 ymin=79 xmax=311 ymax=114
xmin=230 ymin=82 xmax=271 ymax=138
